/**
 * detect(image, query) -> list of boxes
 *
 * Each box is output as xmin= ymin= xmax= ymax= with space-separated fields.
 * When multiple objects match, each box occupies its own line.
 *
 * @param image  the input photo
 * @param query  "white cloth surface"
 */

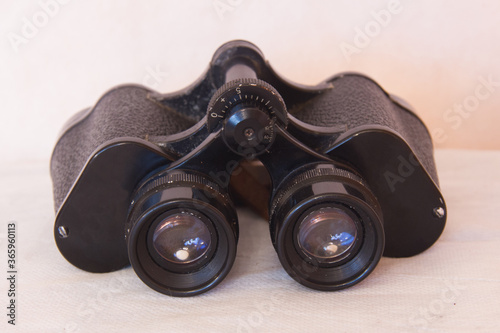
xmin=0 ymin=149 xmax=499 ymax=332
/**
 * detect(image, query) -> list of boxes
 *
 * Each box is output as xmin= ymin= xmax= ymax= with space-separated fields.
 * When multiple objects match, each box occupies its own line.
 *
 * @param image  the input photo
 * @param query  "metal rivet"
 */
xmin=58 ymin=226 xmax=69 ymax=238
xmin=433 ymin=207 xmax=445 ymax=218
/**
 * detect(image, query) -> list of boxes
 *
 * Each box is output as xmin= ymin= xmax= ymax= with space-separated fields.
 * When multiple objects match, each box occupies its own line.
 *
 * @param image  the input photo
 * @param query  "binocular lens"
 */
xmin=127 ymin=170 xmax=238 ymax=296
xmin=152 ymin=212 xmax=212 ymax=264
xmin=297 ymin=207 xmax=357 ymax=263
xmin=270 ymin=165 xmax=384 ymax=291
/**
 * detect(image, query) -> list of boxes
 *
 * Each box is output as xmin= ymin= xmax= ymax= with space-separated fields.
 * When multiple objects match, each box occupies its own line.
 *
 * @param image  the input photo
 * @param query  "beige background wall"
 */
xmin=1 ymin=0 xmax=499 ymax=162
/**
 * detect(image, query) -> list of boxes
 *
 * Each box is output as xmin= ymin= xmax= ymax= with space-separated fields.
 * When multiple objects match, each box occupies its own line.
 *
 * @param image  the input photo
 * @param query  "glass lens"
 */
xmin=152 ymin=212 xmax=212 ymax=264
xmin=297 ymin=207 xmax=358 ymax=263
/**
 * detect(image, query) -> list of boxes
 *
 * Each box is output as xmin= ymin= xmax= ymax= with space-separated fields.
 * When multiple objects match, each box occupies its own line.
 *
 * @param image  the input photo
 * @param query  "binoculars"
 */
xmin=51 ymin=40 xmax=446 ymax=296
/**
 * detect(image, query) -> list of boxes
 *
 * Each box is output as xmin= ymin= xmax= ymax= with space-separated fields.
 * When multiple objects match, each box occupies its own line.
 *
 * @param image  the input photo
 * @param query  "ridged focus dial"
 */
xmin=207 ymin=78 xmax=287 ymax=156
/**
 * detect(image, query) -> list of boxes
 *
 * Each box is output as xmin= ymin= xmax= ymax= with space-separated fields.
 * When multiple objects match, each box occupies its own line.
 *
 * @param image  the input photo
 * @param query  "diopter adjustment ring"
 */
xmin=207 ymin=78 xmax=287 ymax=157
xmin=125 ymin=170 xmax=233 ymax=241
xmin=206 ymin=78 xmax=288 ymax=132
xmin=269 ymin=167 xmax=371 ymax=224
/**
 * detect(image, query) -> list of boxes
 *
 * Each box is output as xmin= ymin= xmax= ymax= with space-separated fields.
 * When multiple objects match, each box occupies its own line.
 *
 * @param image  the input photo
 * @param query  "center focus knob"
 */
xmin=223 ymin=104 xmax=274 ymax=157
xmin=206 ymin=78 xmax=287 ymax=157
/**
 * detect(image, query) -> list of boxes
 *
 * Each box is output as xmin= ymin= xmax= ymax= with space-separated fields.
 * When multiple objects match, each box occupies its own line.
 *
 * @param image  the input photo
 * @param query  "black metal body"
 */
xmin=51 ymin=40 xmax=446 ymax=295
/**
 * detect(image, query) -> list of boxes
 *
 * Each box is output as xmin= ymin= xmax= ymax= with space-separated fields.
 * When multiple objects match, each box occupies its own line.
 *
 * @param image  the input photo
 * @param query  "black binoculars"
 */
xmin=51 ymin=40 xmax=446 ymax=296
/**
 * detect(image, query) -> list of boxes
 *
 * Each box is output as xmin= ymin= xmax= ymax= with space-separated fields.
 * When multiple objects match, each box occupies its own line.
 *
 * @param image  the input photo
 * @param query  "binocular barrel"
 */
xmin=52 ymin=40 xmax=446 ymax=297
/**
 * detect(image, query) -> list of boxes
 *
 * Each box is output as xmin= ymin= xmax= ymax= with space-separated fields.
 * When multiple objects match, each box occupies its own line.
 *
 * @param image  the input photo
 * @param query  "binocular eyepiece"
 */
xmin=51 ymin=40 xmax=446 ymax=296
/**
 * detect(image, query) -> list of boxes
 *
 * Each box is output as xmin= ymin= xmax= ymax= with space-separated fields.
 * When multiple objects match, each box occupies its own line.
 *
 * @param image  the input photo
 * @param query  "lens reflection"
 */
xmin=297 ymin=207 xmax=357 ymax=263
xmin=152 ymin=212 xmax=211 ymax=264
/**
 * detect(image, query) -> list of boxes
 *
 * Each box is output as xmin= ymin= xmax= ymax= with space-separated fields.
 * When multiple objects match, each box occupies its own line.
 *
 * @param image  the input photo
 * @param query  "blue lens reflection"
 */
xmin=153 ymin=212 xmax=211 ymax=264
xmin=298 ymin=207 xmax=358 ymax=262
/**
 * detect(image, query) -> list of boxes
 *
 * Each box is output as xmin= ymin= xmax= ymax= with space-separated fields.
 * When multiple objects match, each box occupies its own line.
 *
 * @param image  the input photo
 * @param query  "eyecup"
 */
xmin=270 ymin=164 xmax=384 ymax=291
xmin=126 ymin=169 xmax=238 ymax=297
